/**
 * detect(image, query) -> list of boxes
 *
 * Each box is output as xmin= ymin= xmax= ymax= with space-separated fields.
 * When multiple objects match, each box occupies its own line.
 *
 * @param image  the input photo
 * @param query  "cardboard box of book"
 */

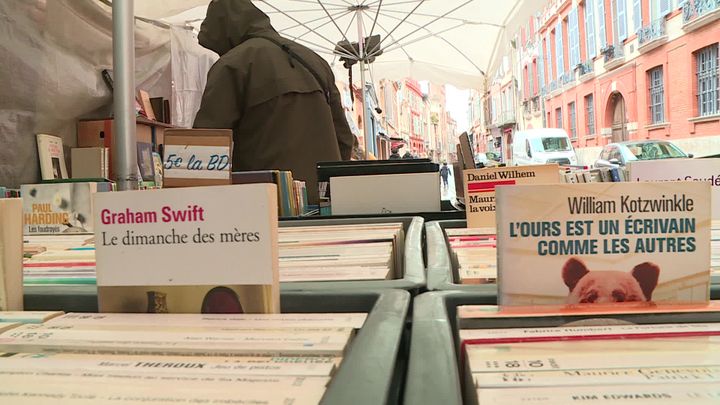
xmin=163 ymin=129 xmax=233 ymax=188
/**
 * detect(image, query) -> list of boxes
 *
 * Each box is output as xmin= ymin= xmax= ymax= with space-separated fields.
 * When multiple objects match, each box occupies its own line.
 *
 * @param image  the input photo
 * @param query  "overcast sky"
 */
xmin=446 ymin=85 xmax=470 ymax=133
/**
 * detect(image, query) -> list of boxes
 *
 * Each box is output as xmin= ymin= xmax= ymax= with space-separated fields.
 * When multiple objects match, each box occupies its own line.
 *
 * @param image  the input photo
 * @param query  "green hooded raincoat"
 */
xmin=193 ymin=0 xmax=355 ymax=204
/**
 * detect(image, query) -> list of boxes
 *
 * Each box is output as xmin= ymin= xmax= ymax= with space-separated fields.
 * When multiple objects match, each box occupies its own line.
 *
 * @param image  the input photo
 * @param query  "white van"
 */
xmin=512 ymin=128 xmax=578 ymax=166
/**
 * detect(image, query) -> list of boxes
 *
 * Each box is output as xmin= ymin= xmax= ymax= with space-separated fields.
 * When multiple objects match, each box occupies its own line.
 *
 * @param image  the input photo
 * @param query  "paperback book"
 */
xmin=0 ymin=198 xmax=23 ymax=310
xmin=36 ymin=134 xmax=68 ymax=180
xmin=495 ymin=182 xmax=711 ymax=305
xmin=21 ymin=181 xmax=113 ymax=234
xmin=94 ymin=184 xmax=280 ymax=313
xmin=463 ymin=164 xmax=561 ymax=228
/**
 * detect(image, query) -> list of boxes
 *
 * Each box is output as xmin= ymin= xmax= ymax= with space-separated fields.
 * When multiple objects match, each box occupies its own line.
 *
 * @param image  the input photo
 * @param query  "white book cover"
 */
xmin=459 ymin=323 xmax=720 ymax=344
xmin=463 ymin=164 xmax=561 ymax=228
xmin=629 ymin=159 xmax=720 ymax=219
xmin=0 ymin=353 xmax=337 ymax=377
xmin=48 ymin=312 xmax=367 ymax=329
xmin=495 ymin=182 xmax=711 ymax=305
xmin=476 ymin=383 xmax=720 ymax=404
xmin=0 ymin=374 xmax=328 ymax=405
xmin=330 ymin=172 xmax=441 ymax=215
xmin=93 ymin=184 xmax=280 ymax=313
xmin=467 ymin=347 xmax=720 ymax=373
xmin=36 ymin=134 xmax=68 ymax=180
xmin=474 ymin=366 xmax=720 ymax=388
xmin=0 ymin=324 xmax=353 ymax=356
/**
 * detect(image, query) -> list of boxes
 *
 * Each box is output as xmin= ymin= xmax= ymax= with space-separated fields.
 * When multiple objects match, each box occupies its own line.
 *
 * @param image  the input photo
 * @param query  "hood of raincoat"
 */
xmin=198 ymin=0 xmax=277 ymax=56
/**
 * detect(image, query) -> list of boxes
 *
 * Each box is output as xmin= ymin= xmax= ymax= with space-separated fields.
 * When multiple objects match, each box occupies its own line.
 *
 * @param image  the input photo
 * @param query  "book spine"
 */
xmin=476 ymin=383 xmax=720 ymax=404
xmin=467 ymin=350 xmax=720 ymax=373
xmin=474 ymin=366 xmax=720 ymax=388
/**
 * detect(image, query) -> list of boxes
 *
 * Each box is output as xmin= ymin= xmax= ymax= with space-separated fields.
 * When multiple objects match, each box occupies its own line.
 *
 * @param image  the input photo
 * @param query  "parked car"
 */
xmin=475 ymin=152 xmax=501 ymax=167
xmin=512 ymin=128 xmax=579 ymax=166
xmin=594 ymin=140 xmax=692 ymax=168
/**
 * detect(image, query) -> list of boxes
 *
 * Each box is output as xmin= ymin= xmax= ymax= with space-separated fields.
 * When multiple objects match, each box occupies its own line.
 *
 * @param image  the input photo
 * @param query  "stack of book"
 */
xmin=0 ymin=310 xmax=368 ymax=403
xmin=279 ymin=223 xmax=404 ymax=282
xmin=23 ymin=234 xmax=95 ymax=286
xmin=446 ymin=228 xmax=496 ymax=284
xmin=458 ymin=303 xmax=720 ymax=404
xmin=0 ymin=186 xmax=21 ymax=198
xmin=561 ymin=167 xmax=629 ymax=183
xmin=21 ymin=223 xmax=405 ymax=286
xmin=232 ymin=170 xmax=309 ymax=217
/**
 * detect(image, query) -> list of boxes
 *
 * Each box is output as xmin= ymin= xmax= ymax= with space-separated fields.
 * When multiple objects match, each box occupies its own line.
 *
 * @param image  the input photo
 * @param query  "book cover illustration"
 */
xmin=496 ymin=182 xmax=711 ymax=305
xmin=21 ymin=182 xmax=110 ymax=235
xmin=36 ymin=134 xmax=68 ymax=180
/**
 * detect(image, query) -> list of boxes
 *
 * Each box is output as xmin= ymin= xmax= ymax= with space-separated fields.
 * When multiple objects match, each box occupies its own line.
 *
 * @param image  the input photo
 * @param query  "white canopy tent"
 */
xmin=0 ymin=0 xmax=541 ymax=188
xmin=150 ymin=0 xmax=543 ymax=161
xmin=150 ymin=0 xmax=543 ymax=90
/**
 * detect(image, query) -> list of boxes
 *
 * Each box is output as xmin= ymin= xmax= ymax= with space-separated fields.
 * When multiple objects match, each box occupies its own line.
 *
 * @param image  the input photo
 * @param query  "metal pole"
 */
xmin=112 ymin=0 xmax=138 ymax=190
xmin=357 ymin=9 xmax=372 ymax=160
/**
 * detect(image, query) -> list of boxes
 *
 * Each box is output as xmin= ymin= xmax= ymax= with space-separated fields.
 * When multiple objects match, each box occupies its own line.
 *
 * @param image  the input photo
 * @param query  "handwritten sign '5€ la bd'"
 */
xmin=164 ymin=145 xmax=230 ymax=180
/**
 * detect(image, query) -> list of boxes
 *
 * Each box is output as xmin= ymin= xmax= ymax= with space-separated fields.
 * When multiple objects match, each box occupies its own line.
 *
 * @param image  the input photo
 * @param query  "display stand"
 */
xmin=426 ymin=219 xmax=720 ymax=299
xmin=425 ymin=220 xmax=496 ymax=298
xmin=284 ymin=289 xmax=410 ymax=405
xmin=404 ymin=291 xmax=720 ymax=405
xmin=24 ymin=217 xmax=426 ymax=311
xmin=25 ymin=289 xmax=408 ymax=405
xmin=280 ymin=216 xmax=426 ymax=295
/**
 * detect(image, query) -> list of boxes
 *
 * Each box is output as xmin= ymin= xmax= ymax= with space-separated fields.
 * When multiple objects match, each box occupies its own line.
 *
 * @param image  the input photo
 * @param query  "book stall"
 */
xmin=4 ymin=1 xmax=720 ymax=404
xmin=406 ymin=292 xmax=720 ymax=405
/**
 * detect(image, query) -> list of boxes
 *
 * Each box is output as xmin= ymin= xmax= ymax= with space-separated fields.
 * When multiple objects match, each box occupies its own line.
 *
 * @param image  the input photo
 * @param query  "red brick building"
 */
xmin=525 ymin=0 xmax=720 ymax=164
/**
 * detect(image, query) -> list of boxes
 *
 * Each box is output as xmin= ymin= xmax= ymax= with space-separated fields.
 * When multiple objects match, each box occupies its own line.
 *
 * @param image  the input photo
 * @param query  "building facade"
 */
xmin=484 ymin=54 xmax=520 ymax=162
xmin=523 ymin=0 xmax=720 ymax=165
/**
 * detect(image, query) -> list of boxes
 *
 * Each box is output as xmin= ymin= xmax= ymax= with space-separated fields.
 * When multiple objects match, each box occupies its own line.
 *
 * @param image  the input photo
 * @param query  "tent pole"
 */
xmin=357 ymin=9 xmax=372 ymax=160
xmin=112 ymin=0 xmax=138 ymax=191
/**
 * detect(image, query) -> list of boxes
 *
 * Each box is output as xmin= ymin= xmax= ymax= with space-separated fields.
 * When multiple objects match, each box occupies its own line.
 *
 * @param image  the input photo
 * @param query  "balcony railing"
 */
xmin=638 ymin=18 xmax=667 ymax=45
xmin=549 ymin=80 xmax=559 ymax=92
xmin=683 ymin=0 xmax=720 ymax=24
xmin=576 ymin=60 xmax=594 ymax=76
xmin=560 ymin=71 xmax=574 ymax=86
xmin=531 ymin=96 xmax=540 ymax=112
xmin=602 ymin=43 xmax=624 ymax=62
xmin=498 ymin=110 xmax=516 ymax=127
xmin=523 ymin=100 xmax=531 ymax=115
xmin=602 ymin=43 xmax=625 ymax=70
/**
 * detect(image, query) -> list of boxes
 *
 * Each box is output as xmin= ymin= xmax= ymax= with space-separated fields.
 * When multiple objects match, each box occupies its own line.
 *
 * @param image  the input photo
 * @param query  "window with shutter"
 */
xmin=633 ymin=0 xmax=642 ymax=34
xmin=538 ymin=47 xmax=546 ymax=92
xmin=660 ymin=0 xmax=671 ymax=16
xmin=616 ymin=0 xmax=627 ymax=42
xmin=569 ymin=7 xmax=580 ymax=67
xmin=586 ymin=0 xmax=597 ymax=58
xmin=556 ymin=21 xmax=564 ymax=79
xmin=546 ymin=36 xmax=554 ymax=82
xmin=597 ymin=0 xmax=607 ymax=48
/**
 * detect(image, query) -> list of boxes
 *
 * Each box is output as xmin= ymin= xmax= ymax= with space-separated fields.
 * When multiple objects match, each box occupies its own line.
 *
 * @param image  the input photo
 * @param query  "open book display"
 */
xmin=445 ymin=228 xmax=497 ymax=284
xmin=458 ymin=302 xmax=720 ymax=405
xmin=23 ymin=223 xmax=405 ymax=287
xmin=279 ymin=222 xmax=404 ymax=282
xmin=0 ymin=311 xmax=367 ymax=404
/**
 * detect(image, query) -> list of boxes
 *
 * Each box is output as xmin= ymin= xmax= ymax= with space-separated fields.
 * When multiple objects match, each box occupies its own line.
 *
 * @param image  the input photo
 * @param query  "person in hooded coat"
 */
xmin=193 ymin=0 xmax=354 ymax=205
